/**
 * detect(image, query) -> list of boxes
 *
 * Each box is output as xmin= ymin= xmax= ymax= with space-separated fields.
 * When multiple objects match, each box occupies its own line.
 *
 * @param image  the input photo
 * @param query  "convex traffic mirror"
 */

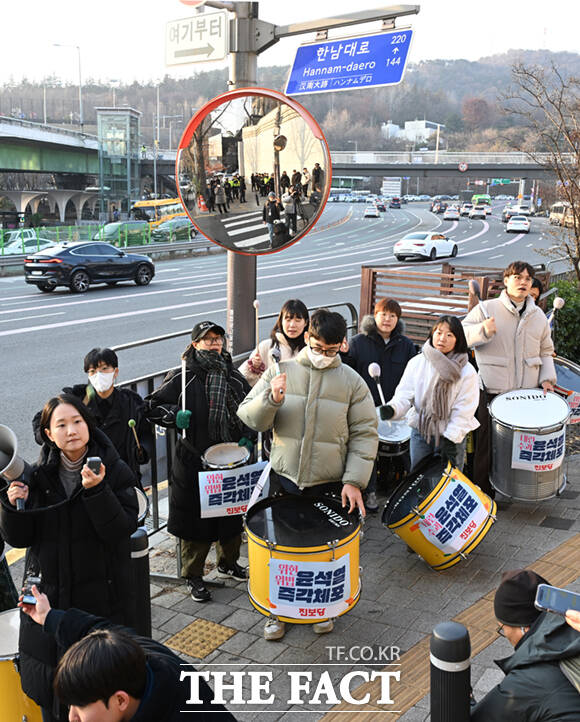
xmin=176 ymin=88 xmax=331 ymax=255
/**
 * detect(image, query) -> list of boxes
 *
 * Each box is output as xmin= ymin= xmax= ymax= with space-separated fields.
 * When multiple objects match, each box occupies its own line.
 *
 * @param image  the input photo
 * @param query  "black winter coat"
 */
xmin=344 ymin=316 xmax=417 ymax=406
xmin=262 ymin=200 xmax=282 ymax=223
xmin=471 ymin=612 xmax=580 ymax=721
xmin=32 ymin=384 xmax=152 ymax=486
xmin=145 ymin=352 xmax=254 ymax=541
xmin=0 ymin=428 xmax=138 ymax=709
xmin=45 ymin=607 xmax=235 ymax=721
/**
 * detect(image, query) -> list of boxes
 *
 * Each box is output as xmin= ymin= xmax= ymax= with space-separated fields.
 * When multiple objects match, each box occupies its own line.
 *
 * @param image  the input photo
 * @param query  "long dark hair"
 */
xmin=39 ymin=393 xmax=97 ymax=447
xmin=428 ymin=315 xmax=468 ymax=355
xmin=270 ymin=299 xmax=309 ymax=352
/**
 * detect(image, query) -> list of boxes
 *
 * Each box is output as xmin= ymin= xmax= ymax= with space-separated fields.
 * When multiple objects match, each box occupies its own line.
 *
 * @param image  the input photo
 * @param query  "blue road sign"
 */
xmin=285 ymin=28 xmax=414 ymax=96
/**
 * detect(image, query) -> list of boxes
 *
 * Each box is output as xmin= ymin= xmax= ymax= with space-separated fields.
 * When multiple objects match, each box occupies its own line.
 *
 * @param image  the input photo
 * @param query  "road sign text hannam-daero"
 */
xmin=286 ymin=28 xmax=413 ymax=96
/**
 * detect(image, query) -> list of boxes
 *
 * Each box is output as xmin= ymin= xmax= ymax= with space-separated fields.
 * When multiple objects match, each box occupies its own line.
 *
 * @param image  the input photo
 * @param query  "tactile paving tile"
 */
xmin=322 ymin=533 xmax=580 ymax=720
xmin=165 ymin=618 xmax=236 ymax=658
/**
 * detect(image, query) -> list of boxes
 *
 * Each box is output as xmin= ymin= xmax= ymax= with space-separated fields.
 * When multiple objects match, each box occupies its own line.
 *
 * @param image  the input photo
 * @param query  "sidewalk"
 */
xmin=141 ymin=453 xmax=580 ymax=720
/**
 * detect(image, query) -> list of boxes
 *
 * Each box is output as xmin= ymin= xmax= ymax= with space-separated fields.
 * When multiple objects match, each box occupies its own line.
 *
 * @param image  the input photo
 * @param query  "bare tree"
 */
xmin=503 ymin=62 xmax=580 ymax=283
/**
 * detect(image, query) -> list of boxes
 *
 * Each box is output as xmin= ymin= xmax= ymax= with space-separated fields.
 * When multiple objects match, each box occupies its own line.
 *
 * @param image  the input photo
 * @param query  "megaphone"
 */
xmin=0 ymin=424 xmax=32 ymax=511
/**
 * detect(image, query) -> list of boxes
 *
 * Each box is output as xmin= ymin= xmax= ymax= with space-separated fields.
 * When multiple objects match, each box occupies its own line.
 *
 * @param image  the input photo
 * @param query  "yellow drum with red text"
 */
xmin=245 ymin=495 xmax=361 ymax=623
xmin=382 ymin=462 xmax=496 ymax=570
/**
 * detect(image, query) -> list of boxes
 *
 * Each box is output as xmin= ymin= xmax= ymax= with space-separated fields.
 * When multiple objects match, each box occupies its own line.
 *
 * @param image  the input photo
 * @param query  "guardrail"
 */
xmin=330 ymin=150 xmax=575 ymax=165
xmin=0 ymin=237 xmax=223 ymax=274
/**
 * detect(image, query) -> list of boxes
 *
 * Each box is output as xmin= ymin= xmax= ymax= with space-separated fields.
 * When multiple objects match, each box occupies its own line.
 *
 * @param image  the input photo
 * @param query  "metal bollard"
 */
xmin=131 ymin=527 xmax=152 ymax=637
xmin=430 ymin=621 xmax=471 ymax=722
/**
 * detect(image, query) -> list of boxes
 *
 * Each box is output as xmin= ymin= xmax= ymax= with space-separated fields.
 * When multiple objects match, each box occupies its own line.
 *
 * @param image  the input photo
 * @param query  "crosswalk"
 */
xmin=221 ymin=210 xmax=273 ymax=250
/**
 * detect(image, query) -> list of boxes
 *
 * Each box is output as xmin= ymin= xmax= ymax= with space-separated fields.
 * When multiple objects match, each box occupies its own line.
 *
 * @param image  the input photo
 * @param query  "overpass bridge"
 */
xmin=0 ymin=116 xmax=567 ymax=219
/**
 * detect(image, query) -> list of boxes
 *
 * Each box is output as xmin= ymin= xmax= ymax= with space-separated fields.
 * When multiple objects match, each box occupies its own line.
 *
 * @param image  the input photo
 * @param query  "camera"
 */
xmin=22 ymin=575 xmax=41 ymax=605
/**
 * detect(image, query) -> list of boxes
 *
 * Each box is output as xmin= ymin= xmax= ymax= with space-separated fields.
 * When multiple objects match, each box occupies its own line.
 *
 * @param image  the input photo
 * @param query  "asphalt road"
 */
xmin=0 ymin=201 xmax=567 ymax=461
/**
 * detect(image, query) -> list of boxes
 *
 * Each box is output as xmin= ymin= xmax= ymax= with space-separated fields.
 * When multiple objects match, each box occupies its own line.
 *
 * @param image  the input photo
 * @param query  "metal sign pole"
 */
xmin=226 ymin=1 xmax=258 ymax=355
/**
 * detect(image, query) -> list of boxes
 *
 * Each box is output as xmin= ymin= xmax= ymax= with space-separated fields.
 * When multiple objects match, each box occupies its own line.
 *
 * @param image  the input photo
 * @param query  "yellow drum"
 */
xmin=382 ymin=461 xmax=496 ymax=571
xmin=245 ymin=495 xmax=361 ymax=623
xmin=0 ymin=609 xmax=42 ymax=722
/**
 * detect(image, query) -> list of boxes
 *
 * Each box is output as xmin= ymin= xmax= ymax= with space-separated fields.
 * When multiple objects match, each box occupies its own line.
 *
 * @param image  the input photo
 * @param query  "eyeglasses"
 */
xmin=308 ymin=342 xmax=340 ymax=358
xmin=496 ymin=624 xmax=505 ymax=637
xmin=199 ymin=335 xmax=224 ymax=347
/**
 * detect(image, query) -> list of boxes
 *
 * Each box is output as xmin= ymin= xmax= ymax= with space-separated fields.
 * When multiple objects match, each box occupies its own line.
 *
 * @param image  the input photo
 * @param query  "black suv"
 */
xmin=24 ymin=241 xmax=155 ymax=293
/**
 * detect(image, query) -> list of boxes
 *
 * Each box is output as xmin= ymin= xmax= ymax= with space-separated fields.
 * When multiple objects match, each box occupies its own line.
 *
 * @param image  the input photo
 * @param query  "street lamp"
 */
xmin=347 ymin=139 xmax=358 ymax=153
xmin=53 ymin=43 xmax=83 ymax=133
xmin=162 ymin=114 xmax=183 ymax=150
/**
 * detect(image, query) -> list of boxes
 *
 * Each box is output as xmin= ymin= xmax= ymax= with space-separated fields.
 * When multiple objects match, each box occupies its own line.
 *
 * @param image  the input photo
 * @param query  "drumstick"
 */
xmin=181 ymin=357 xmax=187 ymax=440
xmin=128 ymin=419 xmax=141 ymax=451
xmin=468 ymin=279 xmax=489 ymax=319
xmin=253 ymin=299 xmax=260 ymax=349
xmin=368 ymin=363 xmax=387 ymax=405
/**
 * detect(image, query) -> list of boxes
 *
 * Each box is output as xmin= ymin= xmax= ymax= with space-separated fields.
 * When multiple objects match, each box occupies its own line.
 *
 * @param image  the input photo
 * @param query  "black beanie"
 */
xmin=494 ymin=569 xmax=550 ymax=626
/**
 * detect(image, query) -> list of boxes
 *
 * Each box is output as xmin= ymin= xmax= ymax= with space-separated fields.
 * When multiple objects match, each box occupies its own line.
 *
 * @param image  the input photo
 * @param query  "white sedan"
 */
xmin=469 ymin=205 xmax=487 ymax=219
xmin=443 ymin=207 xmax=460 ymax=221
xmin=363 ymin=206 xmax=380 ymax=218
xmin=394 ymin=232 xmax=458 ymax=261
xmin=1 ymin=237 xmax=55 ymax=255
xmin=505 ymin=216 xmax=530 ymax=233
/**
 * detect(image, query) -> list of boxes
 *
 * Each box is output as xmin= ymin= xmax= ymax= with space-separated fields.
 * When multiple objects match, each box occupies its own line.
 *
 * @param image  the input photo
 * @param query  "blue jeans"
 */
xmin=266 ymin=222 xmax=274 ymax=245
xmin=410 ymin=428 xmax=466 ymax=472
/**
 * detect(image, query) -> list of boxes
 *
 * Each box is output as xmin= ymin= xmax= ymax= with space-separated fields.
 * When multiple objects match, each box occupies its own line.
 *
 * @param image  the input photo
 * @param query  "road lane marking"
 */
xmin=0 ymin=311 xmax=65 ymax=324
xmin=334 ymin=284 xmax=360 ymax=291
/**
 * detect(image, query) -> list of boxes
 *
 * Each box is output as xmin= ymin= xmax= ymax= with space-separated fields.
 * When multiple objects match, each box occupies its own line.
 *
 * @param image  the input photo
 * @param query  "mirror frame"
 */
xmin=175 ymin=87 xmax=332 ymax=256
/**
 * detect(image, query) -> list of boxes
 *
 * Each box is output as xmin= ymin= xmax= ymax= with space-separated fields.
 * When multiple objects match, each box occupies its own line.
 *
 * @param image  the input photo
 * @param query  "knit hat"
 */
xmin=494 ymin=569 xmax=549 ymax=626
xmin=268 ymin=192 xmax=276 ymax=199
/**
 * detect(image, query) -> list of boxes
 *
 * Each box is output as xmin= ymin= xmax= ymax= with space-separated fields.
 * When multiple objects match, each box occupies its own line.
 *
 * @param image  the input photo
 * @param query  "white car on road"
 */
xmin=460 ymin=203 xmax=473 ymax=216
xmin=363 ymin=206 xmax=380 ymax=218
xmin=505 ymin=216 xmax=530 ymax=233
xmin=443 ymin=207 xmax=460 ymax=221
xmin=469 ymin=205 xmax=487 ymax=219
xmin=394 ymin=232 xmax=458 ymax=261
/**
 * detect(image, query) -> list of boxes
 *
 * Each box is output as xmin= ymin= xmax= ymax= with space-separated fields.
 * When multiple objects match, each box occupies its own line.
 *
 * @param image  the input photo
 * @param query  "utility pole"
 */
xmin=199 ymin=1 xmax=420 ymax=354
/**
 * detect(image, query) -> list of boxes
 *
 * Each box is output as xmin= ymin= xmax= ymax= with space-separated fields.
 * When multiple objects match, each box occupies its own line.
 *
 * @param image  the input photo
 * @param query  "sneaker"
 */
xmin=187 ymin=577 xmax=211 ymax=602
xmin=217 ymin=562 xmax=247 ymax=581
xmin=312 ymin=619 xmax=334 ymax=635
xmin=264 ymin=617 xmax=286 ymax=641
xmin=365 ymin=491 xmax=379 ymax=513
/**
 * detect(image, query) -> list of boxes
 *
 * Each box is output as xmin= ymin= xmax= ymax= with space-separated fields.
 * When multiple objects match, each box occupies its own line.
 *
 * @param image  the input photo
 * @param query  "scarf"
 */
xmin=417 ymin=341 xmax=468 ymax=445
xmin=195 ymin=349 xmax=245 ymax=443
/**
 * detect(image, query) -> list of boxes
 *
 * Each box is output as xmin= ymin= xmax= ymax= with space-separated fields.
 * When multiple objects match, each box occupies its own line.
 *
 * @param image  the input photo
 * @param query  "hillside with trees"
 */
xmin=1 ymin=49 xmax=579 ymax=152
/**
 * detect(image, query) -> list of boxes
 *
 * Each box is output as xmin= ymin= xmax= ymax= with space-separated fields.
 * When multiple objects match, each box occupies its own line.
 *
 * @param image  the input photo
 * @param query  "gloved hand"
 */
xmin=238 ymin=437 xmax=254 ymax=452
xmin=135 ymin=446 xmax=149 ymax=465
xmin=379 ymin=405 xmax=395 ymax=421
xmin=176 ymin=410 xmax=192 ymax=430
xmin=440 ymin=436 xmax=458 ymax=467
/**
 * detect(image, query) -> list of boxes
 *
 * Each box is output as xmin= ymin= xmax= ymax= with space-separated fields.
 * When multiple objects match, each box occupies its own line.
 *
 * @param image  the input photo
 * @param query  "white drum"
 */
xmin=489 ymin=389 xmax=570 ymax=501
xmin=376 ymin=408 xmax=411 ymax=458
xmin=202 ymin=442 xmax=250 ymax=470
xmin=135 ymin=487 xmax=149 ymax=525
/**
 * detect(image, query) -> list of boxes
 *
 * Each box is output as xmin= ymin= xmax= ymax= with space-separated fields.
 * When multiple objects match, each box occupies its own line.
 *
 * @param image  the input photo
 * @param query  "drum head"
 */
xmin=490 ymin=389 xmax=570 ymax=428
xmin=555 ymin=356 xmax=580 ymax=393
xmin=382 ymin=456 xmax=445 ymax=527
xmin=135 ymin=487 xmax=149 ymax=524
xmin=376 ymin=408 xmax=411 ymax=443
xmin=203 ymin=443 xmax=249 ymax=468
xmin=0 ymin=609 xmax=19 ymax=660
xmin=246 ymin=495 xmax=359 ymax=547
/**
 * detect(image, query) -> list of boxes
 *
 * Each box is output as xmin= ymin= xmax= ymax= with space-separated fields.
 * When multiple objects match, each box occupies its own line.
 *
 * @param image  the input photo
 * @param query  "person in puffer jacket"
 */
xmin=381 ymin=315 xmax=479 ymax=472
xmin=471 ymin=569 xmax=580 ymax=721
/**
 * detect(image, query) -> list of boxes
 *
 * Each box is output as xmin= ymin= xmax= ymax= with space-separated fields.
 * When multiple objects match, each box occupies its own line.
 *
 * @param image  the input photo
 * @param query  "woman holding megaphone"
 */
xmin=0 ymin=393 xmax=138 ymax=722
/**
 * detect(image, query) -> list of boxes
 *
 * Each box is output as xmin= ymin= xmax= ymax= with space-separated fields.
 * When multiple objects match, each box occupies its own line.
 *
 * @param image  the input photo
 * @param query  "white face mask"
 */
xmin=89 ymin=370 xmax=116 ymax=393
xmin=306 ymin=346 xmax=335 ymax=369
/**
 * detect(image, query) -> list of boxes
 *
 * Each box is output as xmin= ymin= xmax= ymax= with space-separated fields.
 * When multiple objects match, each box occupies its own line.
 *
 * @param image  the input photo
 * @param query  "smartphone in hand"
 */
xmin=535 ymin=584 xmax=580 ymax=616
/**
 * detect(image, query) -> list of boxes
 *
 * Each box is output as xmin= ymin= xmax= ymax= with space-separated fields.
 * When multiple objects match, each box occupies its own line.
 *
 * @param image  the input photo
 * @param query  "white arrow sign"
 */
xmin=166 ymin=10 xmax=228 ymax=66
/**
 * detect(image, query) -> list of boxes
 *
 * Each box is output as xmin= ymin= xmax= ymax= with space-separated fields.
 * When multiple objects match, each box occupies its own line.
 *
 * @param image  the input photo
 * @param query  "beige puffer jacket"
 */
xmin=237 ymin=347 xmax=378 ymax=490
xmin=462 ymin=290 xmax=556 ymax=394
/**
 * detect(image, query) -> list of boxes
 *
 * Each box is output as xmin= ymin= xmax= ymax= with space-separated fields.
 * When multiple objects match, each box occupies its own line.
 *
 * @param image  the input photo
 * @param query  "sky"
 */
xmin=2 ymin=0 xmax=579 ymax=87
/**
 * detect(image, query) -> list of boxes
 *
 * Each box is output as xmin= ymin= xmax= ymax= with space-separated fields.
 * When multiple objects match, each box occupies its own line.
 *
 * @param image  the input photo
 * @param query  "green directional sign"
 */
xmin=492 ymin=178 xmax=514 ymax=185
